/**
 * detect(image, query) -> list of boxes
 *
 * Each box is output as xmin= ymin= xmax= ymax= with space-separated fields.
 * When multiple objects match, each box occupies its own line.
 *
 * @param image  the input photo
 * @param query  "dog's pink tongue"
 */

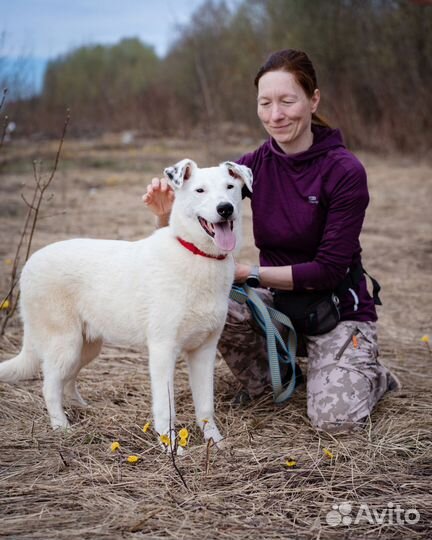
xmin=214 ymin=222 xmax=236 ymax=252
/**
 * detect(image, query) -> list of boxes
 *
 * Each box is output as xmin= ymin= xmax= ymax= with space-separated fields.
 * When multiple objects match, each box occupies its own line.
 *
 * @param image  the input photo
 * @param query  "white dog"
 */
xmin=0 ymin=159 xmax=252 ymax=448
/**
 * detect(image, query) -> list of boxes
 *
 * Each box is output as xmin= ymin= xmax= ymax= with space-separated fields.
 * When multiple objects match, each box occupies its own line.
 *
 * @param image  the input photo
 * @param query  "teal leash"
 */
xmin=229 ymin=285 xmax=298 ymax=403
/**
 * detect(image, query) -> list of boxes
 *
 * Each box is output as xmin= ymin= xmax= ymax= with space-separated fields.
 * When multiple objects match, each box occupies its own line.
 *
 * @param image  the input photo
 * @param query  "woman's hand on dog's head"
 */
xmin=143 ymin=177 xmax=175 ymax=218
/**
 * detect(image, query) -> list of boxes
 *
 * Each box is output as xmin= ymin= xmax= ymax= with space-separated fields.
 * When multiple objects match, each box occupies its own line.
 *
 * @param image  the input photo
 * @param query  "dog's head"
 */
xmin=164 ymin=159 xmax=253 ymax=255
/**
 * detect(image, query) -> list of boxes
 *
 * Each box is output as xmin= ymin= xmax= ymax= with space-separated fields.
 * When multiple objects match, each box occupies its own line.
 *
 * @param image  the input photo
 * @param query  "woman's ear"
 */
xmin=311 ymin=89 xmax=320 ymax=114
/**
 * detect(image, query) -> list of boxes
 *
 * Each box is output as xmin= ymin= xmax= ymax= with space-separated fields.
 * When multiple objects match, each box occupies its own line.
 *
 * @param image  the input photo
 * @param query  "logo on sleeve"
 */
xmin=308 ymin=195 xmax=319 ymax=204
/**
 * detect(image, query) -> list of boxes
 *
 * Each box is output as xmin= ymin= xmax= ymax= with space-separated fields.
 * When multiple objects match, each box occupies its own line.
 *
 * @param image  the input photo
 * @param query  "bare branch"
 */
xmin=32 ymin=160 xmax=43 ymax=192
xmin=1 ymin=109 xmax=70 ymax=335
xmin=167 ymin=384 xmax=188 ymax=490
xmin=38 ymin=210 xmax=67 ymax=220
xmin=0 ymin=115 xmax=8 ymax=148
xmin=0 ymin=187 xmax=37 ymax=334
xmin=0 ymin=87 xmax=7 ymax=111
xmin=205 ymin=437 xmax=215 ymax=477
xmin=20 ymin=193 xmax=37 ymax=211
xmin=24 ymin=111 xmax=70 ymax=263
xmin=0 ymin=276 xmax=20 ymax=311
xmin=0 ymin=88 xmax=8 ymax=149
xmin=43 ymin=109 xmax=70 ymax=193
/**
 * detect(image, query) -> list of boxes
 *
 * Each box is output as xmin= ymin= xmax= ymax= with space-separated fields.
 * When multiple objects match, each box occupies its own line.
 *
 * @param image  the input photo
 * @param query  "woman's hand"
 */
xmin=142 ymin=177 xmax=175 ymax=217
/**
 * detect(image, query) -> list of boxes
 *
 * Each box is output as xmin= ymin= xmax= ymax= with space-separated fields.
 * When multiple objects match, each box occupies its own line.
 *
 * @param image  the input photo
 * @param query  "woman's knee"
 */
xmin=305 ymin=321 xmax=387 ymax=432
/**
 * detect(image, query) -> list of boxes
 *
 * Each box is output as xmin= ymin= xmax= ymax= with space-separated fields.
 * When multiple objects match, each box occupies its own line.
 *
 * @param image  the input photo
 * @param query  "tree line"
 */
xmin=5 ymin=0 xmax=432 ymax=152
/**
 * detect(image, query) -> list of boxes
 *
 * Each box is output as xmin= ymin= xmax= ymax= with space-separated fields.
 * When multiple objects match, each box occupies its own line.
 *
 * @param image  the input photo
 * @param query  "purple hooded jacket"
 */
xmin=237 ymin=124 xmax=377 ymax=323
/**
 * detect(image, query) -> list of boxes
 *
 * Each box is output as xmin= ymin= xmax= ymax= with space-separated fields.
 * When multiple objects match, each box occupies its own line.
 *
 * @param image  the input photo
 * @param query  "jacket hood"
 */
xmin=269 ymin=124 xmax=345 ymax=163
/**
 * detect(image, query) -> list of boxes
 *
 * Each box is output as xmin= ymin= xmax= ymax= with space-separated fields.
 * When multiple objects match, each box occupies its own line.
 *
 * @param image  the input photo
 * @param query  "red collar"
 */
xmin=177 ymin=237 xmax=227 ymax=260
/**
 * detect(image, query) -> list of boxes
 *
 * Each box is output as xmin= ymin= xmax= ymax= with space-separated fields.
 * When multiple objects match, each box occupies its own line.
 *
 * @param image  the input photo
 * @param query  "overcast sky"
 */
xmin=2 ymin=0 xmax=221 ymax=60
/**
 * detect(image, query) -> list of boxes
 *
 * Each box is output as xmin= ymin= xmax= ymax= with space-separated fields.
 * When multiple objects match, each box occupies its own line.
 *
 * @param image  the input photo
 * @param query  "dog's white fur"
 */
xmin=0 ymin=159 xmax=252 ymax=447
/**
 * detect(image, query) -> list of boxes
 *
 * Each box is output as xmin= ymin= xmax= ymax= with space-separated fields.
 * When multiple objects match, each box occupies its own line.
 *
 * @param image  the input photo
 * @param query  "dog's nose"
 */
xmin=217 ymin=202 xmax=234 ymax=219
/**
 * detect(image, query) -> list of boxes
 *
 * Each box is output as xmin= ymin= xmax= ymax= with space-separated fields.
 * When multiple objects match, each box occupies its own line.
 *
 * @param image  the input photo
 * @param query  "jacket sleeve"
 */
xmin=291 ymin=162 xmax=369 ymax=291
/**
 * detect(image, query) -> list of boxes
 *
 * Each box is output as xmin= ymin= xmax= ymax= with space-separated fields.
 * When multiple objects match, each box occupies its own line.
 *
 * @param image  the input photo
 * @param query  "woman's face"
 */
xmin=257 ymin=70 xmax=320 ymax=153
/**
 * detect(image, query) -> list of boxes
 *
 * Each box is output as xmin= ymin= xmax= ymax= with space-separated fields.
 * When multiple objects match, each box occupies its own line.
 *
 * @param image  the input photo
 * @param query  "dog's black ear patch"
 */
xmin=164 ymin=159 xmax=197 ymax=189
xmin=164 ymin=166 xmax=181 ymax=186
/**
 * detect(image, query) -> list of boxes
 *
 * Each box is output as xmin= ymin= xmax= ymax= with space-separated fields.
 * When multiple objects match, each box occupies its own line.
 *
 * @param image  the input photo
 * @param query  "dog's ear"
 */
xmin=221 ymin=161 xmax=253 ymax=193
xmin=164 ymin=159 xmax=197 ymax=189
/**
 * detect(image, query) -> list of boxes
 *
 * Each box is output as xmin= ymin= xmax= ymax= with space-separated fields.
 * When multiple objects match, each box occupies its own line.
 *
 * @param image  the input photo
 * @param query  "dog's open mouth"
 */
xmin=198 ymin=216 xmax=236 ymax=252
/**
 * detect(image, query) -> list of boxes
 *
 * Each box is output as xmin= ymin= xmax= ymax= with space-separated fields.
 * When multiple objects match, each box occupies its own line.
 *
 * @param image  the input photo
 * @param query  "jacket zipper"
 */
xmin=335 ymin=327 xmax=360 ymax=361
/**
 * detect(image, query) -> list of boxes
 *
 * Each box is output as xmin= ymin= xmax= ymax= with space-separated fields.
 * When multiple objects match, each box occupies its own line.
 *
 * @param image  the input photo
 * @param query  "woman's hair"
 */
xmin=254 ymin=49 xmax=330 ymax=127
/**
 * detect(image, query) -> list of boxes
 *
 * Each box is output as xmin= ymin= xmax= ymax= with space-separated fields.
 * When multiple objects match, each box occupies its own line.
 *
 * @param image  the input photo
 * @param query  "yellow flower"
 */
xmin=159 ymin=434 xmax=171 ymax=446
xmin=421 ymin=335 xmax=430 ymax=343
xmin=127 ymin=455 xmax=139 ymax=463
xmin=178 ymin=428 xmax=189 ymax=439
xmin=202 ymin=419 xmax=209 ymax=425
xmin=285 ymin=459 xmax=297 ymax=468
xmin=322 ymin=447 xmax=334 ymax=459
xmin=142 ymin=422 xmax=151 ymax=433
xmin=4 ymin=258 xmax=13 ymax=265
xmin=179 ymin=437 xmax=188 ymax=447
xmin=110 ymin=441 xmax=120 ymax=452
xmin=0 ymin=299 xmax=10 ymax=310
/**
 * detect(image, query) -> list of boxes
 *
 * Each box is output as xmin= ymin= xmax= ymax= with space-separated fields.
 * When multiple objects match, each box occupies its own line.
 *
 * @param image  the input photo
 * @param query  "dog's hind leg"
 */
xmin=42 ymin=331 xmax=84 ymax=430
xmin=147 ymin=340 xmax=178 ymax=446
xmin=186 ymin=333 xmax=224 ymax=445
xmin=64 ymin=338 xmax=102 ymax=407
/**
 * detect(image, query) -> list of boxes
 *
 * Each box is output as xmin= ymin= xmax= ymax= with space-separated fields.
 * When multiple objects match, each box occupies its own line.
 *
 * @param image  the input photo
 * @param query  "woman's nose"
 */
xmin=270 ymin=104 xmax=285 ymax=121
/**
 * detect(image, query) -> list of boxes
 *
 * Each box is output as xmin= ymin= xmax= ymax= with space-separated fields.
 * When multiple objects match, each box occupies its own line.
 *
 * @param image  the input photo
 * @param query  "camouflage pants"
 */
xmin=218 ymin=290 xmax=400 ymax=432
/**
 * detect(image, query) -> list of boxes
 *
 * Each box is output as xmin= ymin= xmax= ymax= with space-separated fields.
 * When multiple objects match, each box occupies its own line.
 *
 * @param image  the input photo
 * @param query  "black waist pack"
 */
xmin=272 ymin=264 xmax=382 ymax=336
xmin=273 ymin=290 xmax=341 ymax=336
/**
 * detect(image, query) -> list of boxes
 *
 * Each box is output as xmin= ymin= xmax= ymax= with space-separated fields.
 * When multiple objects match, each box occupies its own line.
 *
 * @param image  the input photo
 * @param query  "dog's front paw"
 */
xmin=200 ymin=418 xmax=223 ymax=446
xmin=51 ymin=418 xmax=71 ymax=431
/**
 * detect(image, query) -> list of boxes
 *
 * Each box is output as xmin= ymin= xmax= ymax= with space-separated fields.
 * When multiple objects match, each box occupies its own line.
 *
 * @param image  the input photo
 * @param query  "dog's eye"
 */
xmin=227 ymin=184 xmax=234 ymax=190
xmin=195 ymin=188 xmax=205 ymax=193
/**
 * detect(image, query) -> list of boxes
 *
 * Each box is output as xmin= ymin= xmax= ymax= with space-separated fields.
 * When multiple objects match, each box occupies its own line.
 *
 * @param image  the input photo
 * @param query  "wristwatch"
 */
xmin=246 ymin=265 xmax=260 ymax=288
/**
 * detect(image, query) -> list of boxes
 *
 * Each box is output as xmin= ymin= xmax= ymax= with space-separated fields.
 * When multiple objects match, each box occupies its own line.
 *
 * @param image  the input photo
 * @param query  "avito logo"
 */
xmin=326 ymin=502 xmax=420 ymax=527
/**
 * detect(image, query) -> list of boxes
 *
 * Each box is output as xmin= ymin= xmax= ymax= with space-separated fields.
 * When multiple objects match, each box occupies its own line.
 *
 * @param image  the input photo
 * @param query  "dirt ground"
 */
xmin=0 ymin=133 xmax=431 ymax=539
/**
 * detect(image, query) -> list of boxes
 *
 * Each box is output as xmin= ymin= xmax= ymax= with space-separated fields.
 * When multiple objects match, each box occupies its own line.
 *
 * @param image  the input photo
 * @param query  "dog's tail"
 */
xmin=0 ymin=342 xmax=40 ymax=383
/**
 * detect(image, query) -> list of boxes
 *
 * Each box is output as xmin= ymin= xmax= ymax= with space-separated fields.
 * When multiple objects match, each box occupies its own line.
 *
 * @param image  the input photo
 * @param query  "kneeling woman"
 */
xmin=144 ymin=48 xmax=400 ymax=433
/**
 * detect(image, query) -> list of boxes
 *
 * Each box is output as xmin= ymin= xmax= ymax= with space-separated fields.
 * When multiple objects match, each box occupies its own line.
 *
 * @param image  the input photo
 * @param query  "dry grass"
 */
xmin=0 ymin=135 xmax=431 ymax=539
